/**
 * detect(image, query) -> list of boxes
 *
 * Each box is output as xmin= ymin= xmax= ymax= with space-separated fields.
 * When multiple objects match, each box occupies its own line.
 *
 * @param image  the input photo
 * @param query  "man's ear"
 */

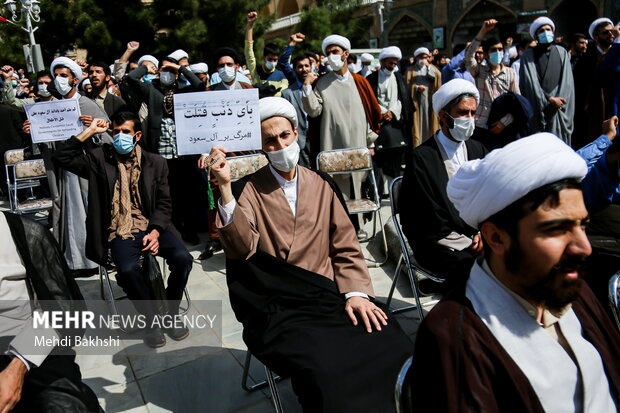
xmin=134 ymin=131 xmax=143 ymax=142
xmin=342 ymin=50 xmax=350 ymax=61
xmin=480 ymin=221 xmax=511 ymax=258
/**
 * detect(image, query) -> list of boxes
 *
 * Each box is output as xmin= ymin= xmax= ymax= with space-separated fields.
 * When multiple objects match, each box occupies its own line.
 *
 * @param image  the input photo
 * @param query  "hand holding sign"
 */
xmin=24 ymin=100 xmax=83 ymax=143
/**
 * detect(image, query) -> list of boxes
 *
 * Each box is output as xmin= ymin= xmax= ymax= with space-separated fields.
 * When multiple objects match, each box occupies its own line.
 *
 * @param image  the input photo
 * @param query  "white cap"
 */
xmin=431 ymin=79 xmax=479 ymax=117
xmin=50 ymin=57 xmax=83 ymax=81
xmin=322 ymin=35 xmax=351 ymax=55
xmin=259 ymin=96 xmax=298 ymax=128
xmin=168 ymin=49 xmax=189 ymax=62
xmin=138 ymin=55 xmax=159 ymax=68
xmin=189 ymin=62 xmax=209 ymax=74
xmin=413 ymin=47 xmax=430 ymax=58
xmin=589 ymin=17 xmax=614 ymax=39
xmin=379 ymin=46 xmax=402 ymax=61
xmin=529 ymin=17 xmax=555 ymax=39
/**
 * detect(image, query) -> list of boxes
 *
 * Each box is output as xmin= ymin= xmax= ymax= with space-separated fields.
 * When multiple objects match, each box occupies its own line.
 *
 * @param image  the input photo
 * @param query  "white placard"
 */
xmin=24 ymin=99 xmax=83 ymax=143
xmin=174 ymin=89 xmax=262 ymax=155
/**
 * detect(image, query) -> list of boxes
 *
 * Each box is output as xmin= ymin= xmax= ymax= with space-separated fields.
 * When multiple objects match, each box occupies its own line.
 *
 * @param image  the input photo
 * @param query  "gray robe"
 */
xmin=520 ymin=46 xmax=575 ymax=144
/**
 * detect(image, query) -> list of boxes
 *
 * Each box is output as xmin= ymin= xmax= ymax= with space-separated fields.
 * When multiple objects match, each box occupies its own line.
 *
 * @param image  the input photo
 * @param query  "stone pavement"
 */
xmin=2 ymin=201 xmax=437 ymax=412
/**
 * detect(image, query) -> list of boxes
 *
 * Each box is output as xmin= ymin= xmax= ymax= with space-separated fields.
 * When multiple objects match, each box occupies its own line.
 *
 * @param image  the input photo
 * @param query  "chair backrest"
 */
xmin=4 ymin=149 xmax=25 ymax=166
xmin=316 ymin=147 xmax=372 ymax=174
xmin=395 ymin=356 xmax=413 ymax=413
xmin=228 ymin=153 xmax=269 ymax=181
xmin=609 ymin=271 xmax=620 ymax=332
xmin=390 ymin=176 xmax=403 ymax=217
xmin=14 ymin=159 xmax=46 ymax=179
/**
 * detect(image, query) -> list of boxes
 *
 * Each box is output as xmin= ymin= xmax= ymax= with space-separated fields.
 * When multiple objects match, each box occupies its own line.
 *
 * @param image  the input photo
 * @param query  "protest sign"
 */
xmin=174 ymin=88 xmax=262 ymax=155
xmin=25 ymin=99 xmax=83 ymax=143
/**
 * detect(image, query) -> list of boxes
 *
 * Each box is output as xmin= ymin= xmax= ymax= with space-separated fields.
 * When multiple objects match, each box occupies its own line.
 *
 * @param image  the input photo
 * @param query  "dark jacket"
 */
xmin=122 ymin=65 xmax=205 ymax=152
xmin=102 ymin=92 xmax=127 ymax=118
xmin=366 ymin=70 xmax=414 ymax=149
xmin=52 ymin=137 xmax=173 ymax=265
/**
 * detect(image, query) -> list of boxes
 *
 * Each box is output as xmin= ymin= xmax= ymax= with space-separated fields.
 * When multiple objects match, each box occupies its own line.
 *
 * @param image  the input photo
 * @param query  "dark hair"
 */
xmin=519 ymin=37 xmax=534 ymax=49
xmin=88 ymin=61 xmax=111 ymax=76
xmin=111 ymin=111 xmax=142 ymax=133
xmin=482 ymin=37 xmax=502 ymax=53
xmin=214 ymin=47 xmax=240 ymax=64
xmin=292 ymin=55 xmax=311 ymax=68
xmin=53 ymin=64 xmax=75 ymax=79
xmin=36 ymin=70 xmax=52 ymax=80
xmin=263 ymin=43 xmax=280 ymax=57
xmin=305 ymin=52 xmax=318 ymax=62
xmin=482 ymin=178 xmax=582 ymax=243
xmin=347 ymin=54 xmax=357 ymax=63
xmin=162 ymin=56 xmax=179 ymax=65
xmin=442 ymin=93 xmax=477 ymax=114
xmin=570 ymin=33 xmax=587 ymax=43
xmin=595 ymin=21 xmax=613 ymax=35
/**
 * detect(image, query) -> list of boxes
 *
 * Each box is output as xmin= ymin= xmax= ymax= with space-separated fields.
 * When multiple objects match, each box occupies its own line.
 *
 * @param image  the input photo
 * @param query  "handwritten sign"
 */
xmin=174 ymin=89 xmax=262 ymax=155
xmin=24 ymin=99 xmax=83 ymax=143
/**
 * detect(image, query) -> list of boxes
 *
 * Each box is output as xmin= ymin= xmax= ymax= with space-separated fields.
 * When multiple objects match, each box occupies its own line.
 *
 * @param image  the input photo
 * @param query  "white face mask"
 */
xmin=54 ymin=76 xmax=73 ymax=96
xmin=328 ymin=54 xmax=345 ymax=71
xmin=447 ymin=115 xmax=475 ymax=141
xmin=347 ymin=63 xmax=357 ymax=73
xmin=266 ymin=141 xmax=300 ymax=172
xmin=381 ymin=67 xmax=394 ymax=77
xmin=265 ymin=61 xmax=277 ymax=71
xmin=159 ymin=71 xmax=176 ymax=86
xmin=218 ymin=66 xmax=236 ymax=83
xmin=38 ymin=83 xmax=51 ymax=97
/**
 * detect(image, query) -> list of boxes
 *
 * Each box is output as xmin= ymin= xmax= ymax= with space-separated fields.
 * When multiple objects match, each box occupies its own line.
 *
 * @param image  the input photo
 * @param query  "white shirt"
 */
xmin=302 ymin=70 xmax=352 ymax=96
xmin=436 ymin=130 xmax=467 ymax=168
xmin=218 ymin=165 xmax=368 ymax=300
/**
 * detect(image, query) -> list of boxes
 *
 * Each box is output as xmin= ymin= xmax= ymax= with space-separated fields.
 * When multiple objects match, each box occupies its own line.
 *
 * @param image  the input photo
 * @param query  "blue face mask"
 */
xmin=142 ymin=74 xmax=157 ymax=83
xmin=538 ymin=30 xmax=555 ymax=44
xmin=113 ymin=133 xmax=136 ymax=155
xmin=488 ymin=51 xmax=504 ymax=66
xmin=11 ymin=80 xmax=18 ymax=87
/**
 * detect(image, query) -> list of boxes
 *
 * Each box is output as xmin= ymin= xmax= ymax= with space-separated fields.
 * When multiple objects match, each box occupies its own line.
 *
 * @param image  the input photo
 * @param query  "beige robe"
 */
xmin=216 ymin=166 xmax=374 ymax=296
xmin=405 ymin=64 xmax=441 ymax=147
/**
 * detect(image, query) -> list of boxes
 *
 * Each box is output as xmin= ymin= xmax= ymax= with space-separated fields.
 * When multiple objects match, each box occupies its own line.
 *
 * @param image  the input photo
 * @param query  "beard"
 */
xmin=505 ymin=240 xmax=586 ymax=313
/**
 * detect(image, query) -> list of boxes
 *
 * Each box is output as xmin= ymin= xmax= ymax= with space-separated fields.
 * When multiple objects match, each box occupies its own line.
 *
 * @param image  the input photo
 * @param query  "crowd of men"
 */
xmin=0 ymin=9 xmax=619 ymax=413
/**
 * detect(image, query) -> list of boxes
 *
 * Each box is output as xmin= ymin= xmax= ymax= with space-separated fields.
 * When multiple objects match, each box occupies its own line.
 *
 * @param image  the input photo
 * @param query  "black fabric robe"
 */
xmin=399 ymin=136 xmax=487 ymax=280
xmin=407 ymin=280 xmax=620 ymax=412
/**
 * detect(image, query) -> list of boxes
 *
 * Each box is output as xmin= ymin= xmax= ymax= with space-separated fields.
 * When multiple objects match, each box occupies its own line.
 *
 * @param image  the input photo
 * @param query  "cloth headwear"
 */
xmin=189 ymin=63 xmax=208 ymax=74
xmin=589 ymin=17 xmax=614 ymax=39
xmin=413 ymin=47 xmax=430 ymax=58
xmin=168 ymin=49 xmax=189 ymax=62
xmin=360 ymin=53 xmax=374 ymax=63
xmin=213 ymin=47 xmax=240 ymax=64
xmin=50 ymin=57 xmax=83 ymax=81
xmin=529 ymin=17 xmax=555 ymax=39
xmin=259 ymin=96 xmax=298 ymax=129
xmin=431 ymin=78 xmax=479 ymax=117
xmin=447 ymin=133 xmax=587 ymax=228
xmin=379 ymin=46 xmax=402 ymax=61
xmin=138 ymin=55 xmax=159 ymax=68
xmin=321 ymin=35 xmax=351 ymax=55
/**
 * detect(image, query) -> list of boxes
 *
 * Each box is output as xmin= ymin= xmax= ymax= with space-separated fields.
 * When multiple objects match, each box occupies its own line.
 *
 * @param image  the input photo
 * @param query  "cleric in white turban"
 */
xmin=321 ymin=34 xmax=351 ymax=55
xmin=432 ymin=78 xmax=479 ymax=117
xmin=259 ymin=96 xmax=298 ymax=128
xmin=413 ymin=47 xmax=430 ymax=58
xmin=50 ymin=57 xmax=83 ymax=82
xmin=168 ymin=49 xmax=189 ymax=64
xmin=138 ymin=55 xmax=159 ymax=69
xmin=447 ymin=132 xmax=587 ymax=229
xmin=379 ymin=46 xmax=402 ymax=61
xmin=360 ymin=53 xmax=374 ymax=63
xmin=589 ymin=17 xmax=614 ymax=39
xmin=529 ymin=16 xmax=555 ymax=39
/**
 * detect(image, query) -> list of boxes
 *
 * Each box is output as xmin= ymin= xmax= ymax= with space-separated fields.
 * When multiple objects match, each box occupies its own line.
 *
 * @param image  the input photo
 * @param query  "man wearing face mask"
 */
xmin=465 ymin=20 xmax=520 ymax=144
xmin=366 ymin=46 xmax=414 ymax=180
xmin=359 ymin=53 xmax=374 ymax=77
xmin=405 ymin=46 xmax=442 ymax=147
xmin=302 ymin=34 xmax=382 ymax=221
xmin=52 ymin=112 xmax=193 ymax=347
xmin=87 ymin=61 xmax=127 ymax=118
xmin=1 ymin=68 xmax=56 ymax=109
xmin=209 ymin=96 xmax=412 ymax=412
xmin=400 ymin=79 xmax=488 ymax=288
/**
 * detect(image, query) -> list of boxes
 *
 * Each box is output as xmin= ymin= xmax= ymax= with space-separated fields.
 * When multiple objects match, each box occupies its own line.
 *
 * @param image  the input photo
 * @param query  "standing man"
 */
xmin=405 ymin=47 xmax=441 ymax=147
xmin=87 ymin=61 xmax=127 ymax=118
xmin=400 ymin=79 xmax=487 ymax=284
xmin=1 ymin=67 xmax=55 ymax=109
xmin=568 ymin=33 xmax=589 ymax=70
xmin=359 ymin=53 xmax=374 ymax=77
xmin=301 ymin=34 xmax=381 ymax=210
xmin=520 ymin=17 xmax=575 ymax=145
xmin=366 ymin=46 xmax=414 ymax=179
xmin=208 ymin=48 xmax=253 ymax=91
xmin=466 ymin=20 xmax=520 ymax=144
xmin=410 ymin=133 xmax=620 ymax=411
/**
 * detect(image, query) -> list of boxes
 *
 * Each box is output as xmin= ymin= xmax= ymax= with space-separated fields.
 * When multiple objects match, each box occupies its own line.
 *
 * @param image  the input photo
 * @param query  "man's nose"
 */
xmin=567 ymin=227 xmax=592 ymax=258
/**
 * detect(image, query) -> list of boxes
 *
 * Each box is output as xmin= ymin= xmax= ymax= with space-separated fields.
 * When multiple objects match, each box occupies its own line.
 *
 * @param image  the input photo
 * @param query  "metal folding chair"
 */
xmin=386 ymin=176 xmax=444 ymax=319
xmin=316 ymin=147 xmax=388 ymax=267
xmin=227 ymin=153 xmax=269 ymax=181
xmin=609 ymin=271 xmax=620 ymax=332
xmin=4 ymin=149 xmax=52 ymax=216
xmin=395 ymin=356 xmax=413 ymax=413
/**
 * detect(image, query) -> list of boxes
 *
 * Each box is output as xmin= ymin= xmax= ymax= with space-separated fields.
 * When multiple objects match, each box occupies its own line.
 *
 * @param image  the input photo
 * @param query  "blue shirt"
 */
xmin=441 ymin=48 xmax=475 ymax=84
xmin=577 ymin=134 xmax=620 ymax=209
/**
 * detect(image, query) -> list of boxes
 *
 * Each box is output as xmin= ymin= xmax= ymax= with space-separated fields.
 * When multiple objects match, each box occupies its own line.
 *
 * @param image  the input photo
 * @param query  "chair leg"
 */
xmin=241 ymin=352 xmax=283 ymax=393
xmin=407 ymin=268 xmax=425 ymax=321
xmin=265 ymin=365 xmax=284 ymax=413
xmin=100 ymin=266 xmax=121 ymax=318
xmin=386 ymin=255 xmax=403 ymax=309
xmin=365 ymin=210 xmax=389 ymax=268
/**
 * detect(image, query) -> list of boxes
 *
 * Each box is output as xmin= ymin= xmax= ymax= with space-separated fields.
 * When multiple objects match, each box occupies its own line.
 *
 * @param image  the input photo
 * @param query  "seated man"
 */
xmin=208 ymin=97 xmax=412 ymax=412
xmin=400 ymin=79 xmax=487 ymax=284
xmin=52 ymin=112 xmax=193 ymax=348
xmin=0 ymin=212 xmax=102 ymax=412
xmin=410 ymin=133 xmax=620 ymax=411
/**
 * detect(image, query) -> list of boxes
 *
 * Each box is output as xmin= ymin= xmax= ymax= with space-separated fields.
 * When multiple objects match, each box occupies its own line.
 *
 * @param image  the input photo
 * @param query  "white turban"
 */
xmin=259 ymin=97 xmax=298 ymax=129
xmin=189 ymin=62 xmax=208 ymax=74
xmin=138 ymin=55 xmax=159 ymax=68
xmin=589 ymin=17 xmax=614 ymax=39
xmin=529 ymin=17 xmax=555 ymax=39
xmin=447 ymin=133 xmax=588 ymax=228
xmin=50 ymin=57 xmax=83 ymax=81
xmin=168 ymin=49 xmax=189 ymax=62
xmin=432 ymin=79 xmax=479 ymax=116
xmin=379 ymin=46 xmax=402 ymax=61
xmin=322 ymin=35 xmax=351 ymax=55
xmin=360 ymin=53 xmax=374 ymax=63
xmin=413 ymin=47 xmax=430 ymax=58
